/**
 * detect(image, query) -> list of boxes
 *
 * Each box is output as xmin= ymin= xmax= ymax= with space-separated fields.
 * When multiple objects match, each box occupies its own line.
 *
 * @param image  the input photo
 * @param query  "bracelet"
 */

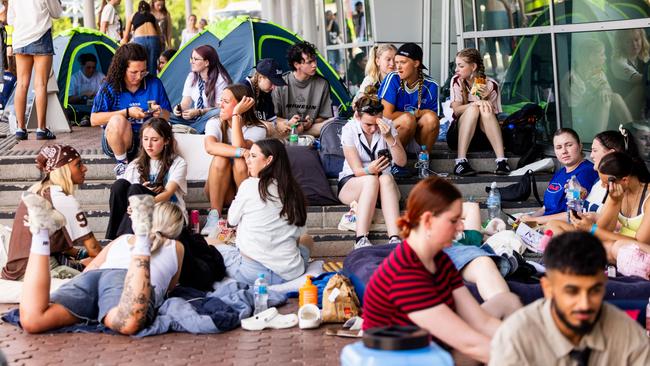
xmin=125 ymin=107 xmax=130 ymax=119
xmin=364 ymin=167 xmax=371 ymax=175
xmin=590 ymin=224 xmax=598 ymax=235
xmin=234 ymin=147 xmax=243 ymax=158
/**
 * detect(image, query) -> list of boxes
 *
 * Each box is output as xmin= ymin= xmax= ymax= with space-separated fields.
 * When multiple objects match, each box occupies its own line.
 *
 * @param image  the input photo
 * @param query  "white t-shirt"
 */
xmin=8 ymin=0 xmax=62 ymax=49
xmin=122 ymin=156 xmax=188 ymax=222
xmin=69 ymin=70 xmax=105 ymax=99
xmin=339 ymin=117 xmax=398 ymax=180
xmin=180 ymin=28 xmax=199 ymax=47
xmin=182 ymin=73 xmax=228 ymax=109
xmin=49 ymin=185 xmax=92 ymax=243
xmin=228 ymin=178 xmax=306 ymax=280
xmin=204 ymin=118 xmax=267 ymax=144
xmin=100 ymin=235 xmax=178 ymax=307
xmin=100 ymin=3 xmax=121 ymax=41
xmin=584 ymin=178 xmax=607 ymax=213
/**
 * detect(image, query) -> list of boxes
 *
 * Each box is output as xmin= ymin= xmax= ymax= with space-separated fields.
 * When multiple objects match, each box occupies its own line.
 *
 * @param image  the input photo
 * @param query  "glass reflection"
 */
xmin=554 ymin=0 xmax=650 ymax=25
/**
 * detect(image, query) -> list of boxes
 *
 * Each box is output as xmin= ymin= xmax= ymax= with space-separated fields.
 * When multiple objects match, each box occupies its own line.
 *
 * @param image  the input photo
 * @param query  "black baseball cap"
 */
xmin=396 ymin=43 xmax=427 ymax=70
xmin=256 ymin=58 xmax=286 ymax=86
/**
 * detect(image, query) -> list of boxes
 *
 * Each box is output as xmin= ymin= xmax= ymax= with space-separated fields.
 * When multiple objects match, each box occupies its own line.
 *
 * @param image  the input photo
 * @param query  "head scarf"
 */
xmin=35 ymin=145 xmax=81 ymax=173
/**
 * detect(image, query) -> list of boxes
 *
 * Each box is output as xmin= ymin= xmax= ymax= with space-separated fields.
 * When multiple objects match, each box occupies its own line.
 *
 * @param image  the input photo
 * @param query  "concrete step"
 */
xmin=0 ymin=173 xmax=551 ymax=209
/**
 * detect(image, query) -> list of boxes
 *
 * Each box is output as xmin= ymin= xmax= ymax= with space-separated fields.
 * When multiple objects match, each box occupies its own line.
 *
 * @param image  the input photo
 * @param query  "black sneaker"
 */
xmin=15 ymin=129 xmax=28 ymax=140
xmin=495 ymin=160 xmax=511 ymax=175
xmin=454 ymin=161 xmax=477 ymax=176
xmin=36 ymin=128 xmax=56 ymax=140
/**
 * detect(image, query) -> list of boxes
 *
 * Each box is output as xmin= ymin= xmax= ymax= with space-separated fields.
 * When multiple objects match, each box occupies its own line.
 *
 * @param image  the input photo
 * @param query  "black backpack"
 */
xmin=319 ymin=118 xmax=348 ymax=178
xmin=486 ymin=170 xmax=543 ymax=205
xmin=501 ymin=103 xmax=544 ymax=155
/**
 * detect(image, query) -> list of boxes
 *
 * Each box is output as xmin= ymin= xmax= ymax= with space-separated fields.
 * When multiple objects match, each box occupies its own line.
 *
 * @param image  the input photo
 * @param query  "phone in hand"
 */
xmin=148 ymin=181 xmax=162 ymax=189
xmin=571 ymin=209 xmax=581 ymax=220
xmin=377 ymin=148 xmax=392 ymax=162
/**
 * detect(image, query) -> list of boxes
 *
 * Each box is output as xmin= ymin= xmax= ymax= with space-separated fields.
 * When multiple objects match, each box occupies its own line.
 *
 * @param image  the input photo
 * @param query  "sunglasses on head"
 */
xmin=360 ymin=104 xmax=384 ymax=115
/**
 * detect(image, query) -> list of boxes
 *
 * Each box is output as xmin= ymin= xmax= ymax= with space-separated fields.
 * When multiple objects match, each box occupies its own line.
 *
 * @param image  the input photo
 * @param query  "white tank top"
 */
xmin=100 ymin=235 xmax=179 ymax=307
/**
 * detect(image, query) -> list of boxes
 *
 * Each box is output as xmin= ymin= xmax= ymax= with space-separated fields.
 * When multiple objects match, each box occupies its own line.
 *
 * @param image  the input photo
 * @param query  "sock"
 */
xmin=115 ymin=153 xmax=128 ymax=162
xmin=30 ymin=229 xmax=51 ymax=256
xmin=495 ymin=157 xmax=507 ymax=163
xmin=36 ymin=128 xmax=45 ymax=133
xmin=455 ymin=158 xmax=468 ymax=164
xmin=132 ymin=234 xmax=151 ymax=257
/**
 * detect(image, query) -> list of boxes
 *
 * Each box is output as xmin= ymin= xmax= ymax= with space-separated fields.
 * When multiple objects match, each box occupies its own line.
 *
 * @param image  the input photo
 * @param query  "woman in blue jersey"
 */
xmin=378 ymin=43 xmax=440 ymax=160
xmin=519 ymin=128 xmax=599 ymax=225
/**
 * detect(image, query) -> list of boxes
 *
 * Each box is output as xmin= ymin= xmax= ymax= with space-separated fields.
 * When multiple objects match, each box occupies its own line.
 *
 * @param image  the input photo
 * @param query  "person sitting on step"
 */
xmin=338 ymin=86 xmax=406 ymax=249
xmin=378 ymin=42 xmax=440 ymax=175
xmin=448 ymin=48 xmax=510 ymax=176
xmin=243 ymin=58 xmax=287 ymax=137
xmin=1 ymin=144 xmax=102 ymax=281
xmin=91 ymin=43 xmax=172 ymax=178
xmin=171 ymin=44 xmax=232 ymax=134
xmin=17 ymin=194 xmax=184 ymax=335
xmin=202 ymin=84 xmax=267 ymax=236
xmin=216 ymin=139 xmax=313 ymax=285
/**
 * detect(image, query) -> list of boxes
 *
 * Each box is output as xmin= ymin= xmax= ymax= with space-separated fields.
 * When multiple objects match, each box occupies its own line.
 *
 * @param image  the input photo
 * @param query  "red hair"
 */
xmin=397 ymin=177 xmax=462 ymax=237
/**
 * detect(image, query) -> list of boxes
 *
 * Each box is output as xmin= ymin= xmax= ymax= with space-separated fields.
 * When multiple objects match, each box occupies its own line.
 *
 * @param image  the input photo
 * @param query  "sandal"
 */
xmin=241 ymin=307 xmax=298 ymax=331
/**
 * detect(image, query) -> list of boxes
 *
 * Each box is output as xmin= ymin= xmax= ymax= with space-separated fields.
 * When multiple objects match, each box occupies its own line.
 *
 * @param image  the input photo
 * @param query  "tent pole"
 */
xmin=83 ymin=0 xmax=96 ymax=29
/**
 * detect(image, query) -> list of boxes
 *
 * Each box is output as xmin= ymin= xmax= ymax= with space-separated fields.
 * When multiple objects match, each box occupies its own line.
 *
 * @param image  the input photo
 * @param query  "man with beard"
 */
xmin=489 ymin=232 xmax=649 ymax=365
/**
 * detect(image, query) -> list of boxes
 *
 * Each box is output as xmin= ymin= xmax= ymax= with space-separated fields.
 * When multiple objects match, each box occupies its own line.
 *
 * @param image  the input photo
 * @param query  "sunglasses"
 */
xmin=360 ymin=104 xmax=384 ymax=115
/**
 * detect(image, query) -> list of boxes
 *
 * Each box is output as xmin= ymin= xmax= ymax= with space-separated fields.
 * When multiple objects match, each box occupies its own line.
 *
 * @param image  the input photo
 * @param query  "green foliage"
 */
xmin=53 ymin=17 xmax=74 ymax=36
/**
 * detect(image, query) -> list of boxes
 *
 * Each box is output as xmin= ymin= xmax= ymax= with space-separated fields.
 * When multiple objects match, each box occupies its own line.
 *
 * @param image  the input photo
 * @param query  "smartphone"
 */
xmin=377 ymin=148 xmax=392 ymax=162
xmin=571 ymin=209 xmax=581 ymax=219
xmin=148 ymin=181 xmax=162 ymax=188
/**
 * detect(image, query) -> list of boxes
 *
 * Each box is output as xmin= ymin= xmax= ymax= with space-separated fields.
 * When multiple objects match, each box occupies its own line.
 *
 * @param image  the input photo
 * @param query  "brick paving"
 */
xmin=0 ymin=125 xmax=104 ymax=156
xmin=0 ymin=300 xmax=358 ymax=366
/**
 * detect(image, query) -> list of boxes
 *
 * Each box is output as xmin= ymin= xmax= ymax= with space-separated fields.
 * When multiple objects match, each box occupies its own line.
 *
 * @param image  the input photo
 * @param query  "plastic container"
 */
xmin=646 ymin=297 xmax=650 ymax=337
xmin=190 ymin=210 xmax=200 ymax=234
xmin=288 ymin=124 xmax=299 ymax=146
xmin=566 ymin=175 xmax=583 ymax=222
xmin=299 ymin=275 xmax=318 ymax=307
xmin=253 ymin=274 xmax=268 ymax=315
xmin=539 ymin=229 xmax=553 ymax=252
xmin=341 ymin=326 xmax=453 ymax=366
xmin=417 ymin=145 xmax=429 ymax=178
xmin=487 ymin=182 xmax=501 ymax=220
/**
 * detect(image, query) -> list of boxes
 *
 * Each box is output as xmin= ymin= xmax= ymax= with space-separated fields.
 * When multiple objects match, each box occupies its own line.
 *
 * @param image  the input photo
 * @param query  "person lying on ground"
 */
xmin=216 ymin=139 xmax=314 ymax=286
xmin=1 ymin=144 xmax=102 ymax=281
xmin=489 ymin=232 xmax=649 ymax=365
xmin=201 ymin=84 xmax=266 ymax=236
xmin=91 ymin=43 xmax=171 ymax=178
xmin=18 ymin=195 xmax=184 ymax=335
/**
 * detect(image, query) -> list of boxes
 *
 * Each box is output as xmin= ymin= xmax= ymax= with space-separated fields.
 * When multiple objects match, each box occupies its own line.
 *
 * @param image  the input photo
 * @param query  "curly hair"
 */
xmin=102 ymin=43 xmax=148 ymax=95
xmin=287 ymin=41 xmax=317 ymax=71
xmin=456 ymin=48 xmax=486 ymax=104
xmin=133 ymin=118 xmax=177 ymax=186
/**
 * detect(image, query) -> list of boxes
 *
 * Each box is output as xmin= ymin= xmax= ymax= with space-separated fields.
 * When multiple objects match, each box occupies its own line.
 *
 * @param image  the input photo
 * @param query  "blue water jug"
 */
xmin=340 ymin=326 xmax=453 ymax=366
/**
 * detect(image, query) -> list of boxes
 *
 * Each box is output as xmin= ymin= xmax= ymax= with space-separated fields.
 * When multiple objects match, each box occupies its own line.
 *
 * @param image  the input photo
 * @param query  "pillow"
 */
xmin=287 ymin=146 xmax=340 ymax=206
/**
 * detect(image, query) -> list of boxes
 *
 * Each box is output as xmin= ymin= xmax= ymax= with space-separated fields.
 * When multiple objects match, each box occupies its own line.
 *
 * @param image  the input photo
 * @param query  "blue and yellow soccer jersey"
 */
xmin=378 ymin=71 xmax=439 ymax=113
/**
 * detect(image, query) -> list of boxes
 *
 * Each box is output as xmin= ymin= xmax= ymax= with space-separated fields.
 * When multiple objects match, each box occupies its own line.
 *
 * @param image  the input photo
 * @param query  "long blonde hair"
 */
xmin=365 ymin=44 xmax=397 ymax=84
xmin=150 ymin=202 xmax=183 ymax=253
xmin=30 ymin=163 xmax=76 ymax=196
xmin=614 ymin=29 xmax=650 ymax=62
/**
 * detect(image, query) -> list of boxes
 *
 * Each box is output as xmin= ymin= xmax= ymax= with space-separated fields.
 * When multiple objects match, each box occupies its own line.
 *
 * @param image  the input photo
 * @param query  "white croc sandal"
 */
xmin=241 ymin=307 xmax=298 ymax=331
xmin=298 ymin=304 xmax=322 ymax=329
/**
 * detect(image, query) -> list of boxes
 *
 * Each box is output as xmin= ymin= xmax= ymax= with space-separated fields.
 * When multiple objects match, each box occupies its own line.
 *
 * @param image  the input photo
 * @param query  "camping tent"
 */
xmin=53 ymin=27 xmax=118 ymax=109
xmin=160 ymin=16 xmax=352 ymax=115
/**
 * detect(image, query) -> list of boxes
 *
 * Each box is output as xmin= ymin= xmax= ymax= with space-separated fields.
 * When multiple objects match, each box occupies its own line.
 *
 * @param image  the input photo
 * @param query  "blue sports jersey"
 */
xmin=378 ymin=71 xmax=439 ymax=113
xmin=544 ymin=160 xmax=599 ymax=215
xmin=92 ymin=75 xmax=172 ymax=133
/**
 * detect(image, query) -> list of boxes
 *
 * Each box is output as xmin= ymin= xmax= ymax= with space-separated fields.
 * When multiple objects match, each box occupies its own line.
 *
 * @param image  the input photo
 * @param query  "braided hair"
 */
xmin=399 ymin=65 xmax=425 ymax=111
xmin=456 ymin=48 xmax=486 ymax=104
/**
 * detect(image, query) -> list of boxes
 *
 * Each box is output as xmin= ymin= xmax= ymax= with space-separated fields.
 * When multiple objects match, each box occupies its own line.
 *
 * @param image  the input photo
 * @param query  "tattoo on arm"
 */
xmin=110 ymin=258 xmax=152 ymax=333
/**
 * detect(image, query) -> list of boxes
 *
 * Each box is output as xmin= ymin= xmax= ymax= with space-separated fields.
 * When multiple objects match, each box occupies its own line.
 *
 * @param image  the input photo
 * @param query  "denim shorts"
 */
xmin=14 ymin=29 xmax=54 ymax=55
xmin=443 ymin=243 xmax=511 ymax=277
xmin=217 ymin=245 xmax=310 ymax=286
xmin=102 ymin=127 xmax=140 ymax=161
xmin=50 ymin=269 xmax=156 ymax=325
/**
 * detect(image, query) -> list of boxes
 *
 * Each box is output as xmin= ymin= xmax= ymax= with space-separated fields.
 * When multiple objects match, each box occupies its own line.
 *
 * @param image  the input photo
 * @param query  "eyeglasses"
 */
xmin=190 ymin=56 xmax=205 ymax=63
xmin=127 ymin=70 xmax=149 ymax=78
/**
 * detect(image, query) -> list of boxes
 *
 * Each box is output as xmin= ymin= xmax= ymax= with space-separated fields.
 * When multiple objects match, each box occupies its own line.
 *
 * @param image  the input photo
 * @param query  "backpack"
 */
xmin=486 ymin=170 xmax=543 ymax=208
xmin=501 ymin=103 xmax=544 ymax=155
xmin=319 ymin=118 xmax=348 ymax=178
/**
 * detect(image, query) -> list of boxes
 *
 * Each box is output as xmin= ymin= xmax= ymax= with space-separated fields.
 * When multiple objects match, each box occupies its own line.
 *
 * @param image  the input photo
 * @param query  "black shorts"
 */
xmin=446 ymin=119 xmax=493 ymax=152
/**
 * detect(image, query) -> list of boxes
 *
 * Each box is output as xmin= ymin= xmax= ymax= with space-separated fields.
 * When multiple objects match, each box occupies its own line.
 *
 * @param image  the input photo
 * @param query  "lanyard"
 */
xmin=357 ymin=133 xmax=379 ymax=160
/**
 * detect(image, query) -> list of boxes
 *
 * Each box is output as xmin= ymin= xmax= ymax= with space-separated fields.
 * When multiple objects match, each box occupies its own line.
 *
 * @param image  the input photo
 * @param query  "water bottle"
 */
xmin=418 ymin=145 xmax=429 ymax=178
xmin=566 ymin=175 xmax=584 ymax=222
xmin=487 ymin=182 xmax=501 ymax=220
xmin=190 ymin=210 xmax=200 ymax=234
xmin=288 ymin=124 xmax=299 ymax=146
xmin=646 ymin=297 xmax=650 ymax=337
xmin=253 ymin=274 xmax=269 ymax=315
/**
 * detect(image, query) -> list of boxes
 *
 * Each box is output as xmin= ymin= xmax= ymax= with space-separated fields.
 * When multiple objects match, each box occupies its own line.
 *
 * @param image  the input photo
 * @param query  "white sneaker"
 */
xmin=388 ymin=236 xmax=402 ymax=245
xmin=201 ymin=209 xmax=220 ymax=236
xmin=128 ymin=195 xmax=155 ymax=236
xmin=298 ymin=304 xmax=322 ymax=329
xmin=21 ymin=192 xmax=66 ymax=234
xmin=337 ymin=201 xmax=357 ymax=232
xmin=354 ymin=236 xmax=372 ymax=250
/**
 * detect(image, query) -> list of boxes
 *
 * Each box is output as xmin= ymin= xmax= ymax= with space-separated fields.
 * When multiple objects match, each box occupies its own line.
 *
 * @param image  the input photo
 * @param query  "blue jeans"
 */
xmin=217 ymin=245 xmax=310 ymax=286
xmin=14 ymin=29 xmax=54 ymax=55
xmin=170 ymin=108 xmax=220 ymax=134
xmin=133 ymin=36 xmax=161 ymax=75
xmin=444 ymin=243 xmax=511 ymax=277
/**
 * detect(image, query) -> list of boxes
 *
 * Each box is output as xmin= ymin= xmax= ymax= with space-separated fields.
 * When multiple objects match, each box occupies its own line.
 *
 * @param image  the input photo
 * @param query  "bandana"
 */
xmin=35 ymin=145 xmax=81 ymax=173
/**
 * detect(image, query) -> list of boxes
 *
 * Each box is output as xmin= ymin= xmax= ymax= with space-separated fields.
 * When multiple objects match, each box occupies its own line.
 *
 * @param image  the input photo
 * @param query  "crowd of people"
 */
xmin=1 ymin=3 xmax=649 ymax=363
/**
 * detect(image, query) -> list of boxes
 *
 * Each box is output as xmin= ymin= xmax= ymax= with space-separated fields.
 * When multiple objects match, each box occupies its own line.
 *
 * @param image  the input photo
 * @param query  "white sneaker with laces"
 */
xmin=201 ymin=209 xmax=220 ymax=236
xmin=354 ymin=236 xmax=372 ymax=250
xmin=21 ymin=192 xmax=66 ymax=234
xmin=128 ymin=195 xmax=155 ymax=236
xmin=388 ymin=236 xmax=402 ymax=245
xmin=114 ymin=160 xmax=128 ymax=178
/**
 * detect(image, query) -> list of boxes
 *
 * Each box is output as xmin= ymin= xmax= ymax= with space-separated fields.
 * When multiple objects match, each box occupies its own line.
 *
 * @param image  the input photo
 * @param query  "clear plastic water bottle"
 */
xmin=566 ymin=175 xmax=584 ymax=222
xmin=253 ymin=274 xmax=269 ymax=315
xmin=418 ymin=145 xmax=429 ymax=178
xmin=288 ymin=124 xmax=299 ymax=146
xmin=487 ymin=182 xmax=501 ymax=220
